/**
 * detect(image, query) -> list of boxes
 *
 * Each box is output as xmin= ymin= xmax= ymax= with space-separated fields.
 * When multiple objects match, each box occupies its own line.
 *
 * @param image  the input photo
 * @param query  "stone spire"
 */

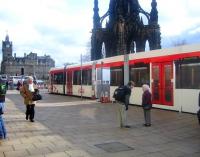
xmin=5 ymin=34 xmax=9 ymax=42
xmin=93 ymin=0 xmax=101 ymax=29
xmin=150 ymin=0 xmax=158 ymax=24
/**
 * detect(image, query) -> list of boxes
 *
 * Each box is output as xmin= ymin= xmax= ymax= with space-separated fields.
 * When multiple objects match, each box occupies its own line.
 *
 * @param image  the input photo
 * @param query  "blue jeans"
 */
xmin=0 ymin=116 xmax=6 ymax=139
xmin=0 ymin=102 xmax=6 ymax=139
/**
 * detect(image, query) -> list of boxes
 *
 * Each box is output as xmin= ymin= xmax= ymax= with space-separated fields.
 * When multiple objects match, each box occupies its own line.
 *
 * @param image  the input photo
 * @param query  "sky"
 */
xmin=0 ymin=0 xmax=200 ymax=67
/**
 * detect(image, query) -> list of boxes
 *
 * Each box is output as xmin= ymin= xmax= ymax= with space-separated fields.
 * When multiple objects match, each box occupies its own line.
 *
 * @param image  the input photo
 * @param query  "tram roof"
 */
xmin=50 ymin=43 xmax=200 ymax=72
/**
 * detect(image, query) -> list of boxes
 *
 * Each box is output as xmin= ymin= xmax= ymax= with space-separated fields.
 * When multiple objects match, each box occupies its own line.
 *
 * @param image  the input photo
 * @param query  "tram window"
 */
xmin=176 ymin=61 xmax=200 ymax=89
xmin=53 ymin=73 xmax=64 ymax=84
xmin=82 ymin=69 xmax=92 ymax=85
xmin=50 ymin=74 xmax=53 ymax=84
xmin=110 ymin=67 xmax=124 ymax=86
xmin=130 ymin=64 xmax=150 ymax=87
xmin=73 ymin=70 xmax=81 ymax=85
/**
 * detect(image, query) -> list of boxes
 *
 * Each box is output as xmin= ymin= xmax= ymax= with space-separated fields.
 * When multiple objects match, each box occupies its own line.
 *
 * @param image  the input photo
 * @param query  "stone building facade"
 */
xmin=1 ymin=34 xmax=55 ymax=80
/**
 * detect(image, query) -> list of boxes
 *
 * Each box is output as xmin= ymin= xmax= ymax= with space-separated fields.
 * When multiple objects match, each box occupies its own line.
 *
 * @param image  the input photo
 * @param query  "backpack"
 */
xmin=0 ymin=83 xmax=6 ymax=95
xmin=113 ymin=86 xmax=127 ymax=102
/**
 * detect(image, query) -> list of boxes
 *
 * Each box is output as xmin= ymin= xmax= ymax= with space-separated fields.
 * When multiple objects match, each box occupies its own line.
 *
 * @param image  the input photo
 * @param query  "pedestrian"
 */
xmin=20 ymin=76 xmax=37 ymax=122
xmin=0 ymin=78 xmax=7 ymax=139
xmin=116 ymin=81 xmax=135 ymax=128
xmin=142 ymin=84 xmax=152 ymax=127
xmin=197 ymin=92 xmax=200 ymax=125
xmin=16 ymin=80 xmax=22 ymax=90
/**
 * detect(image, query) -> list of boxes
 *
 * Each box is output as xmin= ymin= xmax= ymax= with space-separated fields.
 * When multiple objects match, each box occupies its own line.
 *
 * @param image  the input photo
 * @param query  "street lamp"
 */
xmin=63 ymin=63 xmax=67 ymax=95
xmin=124 ymin=53 xmax=129 ymax=85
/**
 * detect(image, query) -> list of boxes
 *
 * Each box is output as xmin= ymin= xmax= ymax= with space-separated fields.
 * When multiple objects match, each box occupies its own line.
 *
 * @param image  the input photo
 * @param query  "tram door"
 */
xmin=67 ymin=71 xmax=73 ymax=95
xmin=96 ymin=67 xmax=110 ymax=99
xmin=152 ymin=62 xmax=173 ymax=106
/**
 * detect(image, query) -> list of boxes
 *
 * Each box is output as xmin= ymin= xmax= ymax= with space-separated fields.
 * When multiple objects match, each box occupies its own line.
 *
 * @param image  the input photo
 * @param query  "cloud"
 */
xmin=162 ymin=24 xmax=200 ymax=47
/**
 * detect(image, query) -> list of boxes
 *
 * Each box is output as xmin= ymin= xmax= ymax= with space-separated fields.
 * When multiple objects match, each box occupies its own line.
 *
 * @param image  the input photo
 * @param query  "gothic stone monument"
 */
xmin=91 ymin=0 xmax=161 ymax=60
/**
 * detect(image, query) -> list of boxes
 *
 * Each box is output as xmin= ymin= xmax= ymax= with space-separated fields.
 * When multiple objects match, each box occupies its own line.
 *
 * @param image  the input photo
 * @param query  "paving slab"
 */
xmin=0 ymin=90 xmax=199 ymax=157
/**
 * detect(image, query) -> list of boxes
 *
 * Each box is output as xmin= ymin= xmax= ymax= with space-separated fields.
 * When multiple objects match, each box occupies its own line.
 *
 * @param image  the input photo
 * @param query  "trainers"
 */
xmin=30 ymin=119 xmax=34 ymax=122
xmin=124 ymin=125 xmax=131 ymax=128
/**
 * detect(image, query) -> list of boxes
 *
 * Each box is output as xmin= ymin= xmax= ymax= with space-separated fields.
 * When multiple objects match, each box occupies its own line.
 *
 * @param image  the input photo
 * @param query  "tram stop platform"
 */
xmin=0 ymin=90 xmax=200 ymax=157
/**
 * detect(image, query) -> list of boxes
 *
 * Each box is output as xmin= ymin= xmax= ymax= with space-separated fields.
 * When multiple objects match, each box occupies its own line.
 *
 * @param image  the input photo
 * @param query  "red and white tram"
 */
xmin=49 ymin=44 xmax=200 ymax=113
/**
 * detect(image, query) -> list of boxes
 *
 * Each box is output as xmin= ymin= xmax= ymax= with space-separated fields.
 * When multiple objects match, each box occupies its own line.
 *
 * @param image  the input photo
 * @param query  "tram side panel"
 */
xmin=49 ymin=70 xmax=65 ymax=94
xmin=175 ymin=90 xmax=200 ymax=113
xmin=71 ymin=68 xmax=93 ymax=98
xmin=109 ymin=56 xmax=200 ymax=114
xmin=174 ymin=58 xmax=200 ymax=113
xmin=96 ymin=67 xmax=111 ymax=101
xmin=48 ymin=44 xmax=200 ymax=113
xmin=109 ymin=63 xmax=145 ymax=105
xmin=109 ymin=66 xmax=123 ymax=102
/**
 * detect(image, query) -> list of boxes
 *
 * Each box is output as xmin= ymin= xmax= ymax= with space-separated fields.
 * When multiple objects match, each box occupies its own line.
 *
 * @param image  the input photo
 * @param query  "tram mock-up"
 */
xmin=49 ymin=44 xmax=200 ymax=113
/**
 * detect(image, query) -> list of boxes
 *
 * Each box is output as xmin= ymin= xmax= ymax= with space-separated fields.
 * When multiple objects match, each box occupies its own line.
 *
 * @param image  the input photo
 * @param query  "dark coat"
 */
xmin=124 ymin=86 xmax=132 ymax=110
xmin=0 ymin=79 xmax=7 ymax=103
xmin=199 ymin=92 xmax=200 ymax=107
xmin=142 ymin=90 xmax=152 ymax=110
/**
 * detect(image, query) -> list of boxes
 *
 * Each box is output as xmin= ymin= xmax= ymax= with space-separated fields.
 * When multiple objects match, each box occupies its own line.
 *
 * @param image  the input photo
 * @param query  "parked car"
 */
xmin=0 ymin=74 xmax=8 ymax=81
xmin=8 ymin=76 xmax=23 ymax=86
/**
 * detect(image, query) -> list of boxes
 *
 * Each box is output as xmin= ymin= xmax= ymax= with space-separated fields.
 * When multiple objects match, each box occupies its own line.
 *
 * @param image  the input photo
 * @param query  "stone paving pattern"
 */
xmin=0 ymin=90 xmax=200 ymax=157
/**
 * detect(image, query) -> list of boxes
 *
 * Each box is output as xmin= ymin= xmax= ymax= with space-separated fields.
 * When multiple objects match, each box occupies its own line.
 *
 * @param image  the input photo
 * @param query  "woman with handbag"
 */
xmin=20 ymin=76 xmax=37 ymax=122
xmin=142 ymin=84 xmax=152 ymax=127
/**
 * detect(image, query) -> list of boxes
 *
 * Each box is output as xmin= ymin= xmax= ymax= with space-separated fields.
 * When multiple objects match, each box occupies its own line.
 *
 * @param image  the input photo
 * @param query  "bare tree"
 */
xmin=171 ymin=39 xmax=187 ymax=47
xmin=63 ymin=62 xmax=76 ymax=67
xmin=81 ymin=41 xmax=91 ymax=63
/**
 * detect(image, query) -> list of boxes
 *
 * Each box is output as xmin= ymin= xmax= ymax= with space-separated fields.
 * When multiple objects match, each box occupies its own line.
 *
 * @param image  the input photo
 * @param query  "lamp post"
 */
xmin=80 ymin=54 xmax=83 ymax=99
xmin=124 ymin=53 xmax=129 ymax=85
xmin=63 ymin=63 xmax=67 ymax=95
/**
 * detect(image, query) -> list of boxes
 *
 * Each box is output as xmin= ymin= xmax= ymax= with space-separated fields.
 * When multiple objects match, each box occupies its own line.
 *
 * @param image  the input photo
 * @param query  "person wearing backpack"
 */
xmin=0 ymin=78 xmax=7 ymax=139
xmin=114 ymin=81 xmax=134 ymax=128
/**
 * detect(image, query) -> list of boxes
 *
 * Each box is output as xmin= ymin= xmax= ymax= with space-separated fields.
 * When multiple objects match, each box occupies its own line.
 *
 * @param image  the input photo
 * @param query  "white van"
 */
xmin=0 ymin=74 xmax=8 ymax=81
xmin=9 ymin=76 xmax=23 ymax=85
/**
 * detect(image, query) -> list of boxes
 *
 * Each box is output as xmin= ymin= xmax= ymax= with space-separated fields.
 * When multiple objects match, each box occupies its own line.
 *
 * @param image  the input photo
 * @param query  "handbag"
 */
xmin=32 ymin=93 xmax=42 ymax=101
xmin=32 ymin=89 xmax=42 ymax=101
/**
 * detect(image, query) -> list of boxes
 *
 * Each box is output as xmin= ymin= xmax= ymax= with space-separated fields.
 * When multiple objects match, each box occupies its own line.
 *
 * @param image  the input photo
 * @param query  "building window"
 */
xmin=176 ymin=58 xmax=200 ymax=89
xmin=130 ymin=63 xmax=150 ymax=87
xmin=110 ymin=66 xmax=124 ymax=86
xmin=53 ymin=73 xmax=64 ymax=84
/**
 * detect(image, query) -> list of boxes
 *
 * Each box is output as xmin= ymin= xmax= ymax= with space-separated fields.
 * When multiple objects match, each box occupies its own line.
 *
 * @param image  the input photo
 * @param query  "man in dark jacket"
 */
xmin=117 ymin=81 xmax=134 ymax=128
xmin=0 ymin=78 xmax=7 ymax=139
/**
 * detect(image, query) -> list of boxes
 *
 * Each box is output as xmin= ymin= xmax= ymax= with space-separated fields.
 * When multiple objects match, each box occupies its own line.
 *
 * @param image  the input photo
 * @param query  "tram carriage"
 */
xmin=49 ymin=44 xmax=200 ymax=113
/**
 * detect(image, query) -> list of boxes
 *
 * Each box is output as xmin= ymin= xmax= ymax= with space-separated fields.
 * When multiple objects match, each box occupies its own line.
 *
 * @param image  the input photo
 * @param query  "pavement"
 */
xmin=0 ymin=90 xmax=200 ymax=157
